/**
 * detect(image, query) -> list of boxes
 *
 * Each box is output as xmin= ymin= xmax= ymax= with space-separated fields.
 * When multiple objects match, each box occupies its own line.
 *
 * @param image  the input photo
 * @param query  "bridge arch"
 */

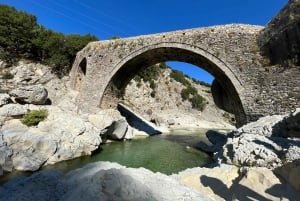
xmin=101 ymin=42 xmax=247 ymax=126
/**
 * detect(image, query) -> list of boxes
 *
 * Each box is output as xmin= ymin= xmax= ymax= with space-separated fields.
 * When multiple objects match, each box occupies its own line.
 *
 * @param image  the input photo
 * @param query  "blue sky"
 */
xmin=1 ymin=0 xmax=287 ymax=83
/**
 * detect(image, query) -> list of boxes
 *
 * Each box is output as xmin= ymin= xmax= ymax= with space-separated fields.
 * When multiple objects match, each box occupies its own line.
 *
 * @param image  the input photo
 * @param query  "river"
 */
xmin=0 ymin=129 xmax=218 ymax=184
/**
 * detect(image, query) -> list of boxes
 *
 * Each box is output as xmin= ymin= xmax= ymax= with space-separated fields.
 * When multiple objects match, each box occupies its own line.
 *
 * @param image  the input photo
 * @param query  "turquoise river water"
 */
xmin=0 ymin=130 xmax=215 ymax=184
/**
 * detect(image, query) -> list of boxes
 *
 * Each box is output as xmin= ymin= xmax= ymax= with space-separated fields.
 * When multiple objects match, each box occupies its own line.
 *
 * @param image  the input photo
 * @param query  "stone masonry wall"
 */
xmin=69 ymin=21 xmax=300 ymax=126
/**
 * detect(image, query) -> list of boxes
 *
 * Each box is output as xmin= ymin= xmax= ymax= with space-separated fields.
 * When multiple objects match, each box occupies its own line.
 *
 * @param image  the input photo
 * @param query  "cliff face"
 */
xmin=258 ymin=0 xmax=300 ymax=66
xmin=123 ymin=67 xmax=234 ymax=129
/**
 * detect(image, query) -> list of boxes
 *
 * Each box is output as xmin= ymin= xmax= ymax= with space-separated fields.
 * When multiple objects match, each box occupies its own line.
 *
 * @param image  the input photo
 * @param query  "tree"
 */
xmin=0 ymin=4 xmax=37 ymax=58
xmin=0 ymin=4 xmax=99 ymax=76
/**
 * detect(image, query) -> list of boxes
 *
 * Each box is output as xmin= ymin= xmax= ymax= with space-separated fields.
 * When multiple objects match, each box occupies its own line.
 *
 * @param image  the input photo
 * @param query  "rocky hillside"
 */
xmin=123 ymin=63 xmax=234 ymax=130
xmin=0 ymin=60 xmax=69 ymax=105
xmin=258 ymin=0 xmax=300 ymax=66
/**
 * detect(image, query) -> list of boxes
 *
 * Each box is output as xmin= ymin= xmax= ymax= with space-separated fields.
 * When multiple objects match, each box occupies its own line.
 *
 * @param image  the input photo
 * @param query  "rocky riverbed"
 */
xmin=0 ymin=60 xmax=300 ymax=200
xmin=1 ymin=102 xmax=299 ymax=200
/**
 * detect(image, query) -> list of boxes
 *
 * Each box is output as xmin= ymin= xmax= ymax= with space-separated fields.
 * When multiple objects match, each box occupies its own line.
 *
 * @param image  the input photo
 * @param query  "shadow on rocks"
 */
xmin=200 ymin=175 xmax=273 ymax=201
xmin=196 ymin=130 xmax=228 ymax=153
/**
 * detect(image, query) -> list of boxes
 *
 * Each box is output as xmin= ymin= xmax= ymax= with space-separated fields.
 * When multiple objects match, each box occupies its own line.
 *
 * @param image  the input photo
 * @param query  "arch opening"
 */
xmin=75 ymin=57 xmax=87 ymax=90
xmin=101 ymin=46 xmax=246 ymax=126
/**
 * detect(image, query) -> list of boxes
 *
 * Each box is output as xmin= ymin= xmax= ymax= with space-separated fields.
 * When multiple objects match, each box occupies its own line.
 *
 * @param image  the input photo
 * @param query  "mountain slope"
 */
xmin=123 ymin=64 xmax=235 ymax=130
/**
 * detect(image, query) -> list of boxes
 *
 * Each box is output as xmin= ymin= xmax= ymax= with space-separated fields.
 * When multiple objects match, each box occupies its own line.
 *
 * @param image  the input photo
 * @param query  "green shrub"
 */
xmin=21 ymin=109 xmax=48 ymax=126
xmin=137 ymin=63 xmax=163 ymax=82
xmin=0 ymin=51 xmax=13 ymax=62
xmin=181 ymin=85 xmax=197 ymax=100
xmin=190 ymin=94 xmax=206 ymax=111
xmin=149 ymin=80 xmax=156 ymax=89
xmin=150 ymin=91 xmax=156 ymax=98
xmin=109 ymin=36 xmax=120 ymax=40
xmin=250 ymin=42 xmax=260 ymax=54
xmin=181 ymin=88 xmax=190 ymax=101
xmin=170 ymin=70 xmax=190 ymax=87
xmin=181 ymin=85 xmax=207 ymax=111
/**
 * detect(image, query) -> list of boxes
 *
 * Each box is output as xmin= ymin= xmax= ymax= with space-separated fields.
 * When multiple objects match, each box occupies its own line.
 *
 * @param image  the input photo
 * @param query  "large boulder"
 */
xmin=37 ymin=107 xmax=102 ymax=165
xmin=9 ymin=85 xmax=48 ymax=105
xmin=0 ymin=106 xmax=102 ymax=171
xmin=0 ymin=104 xmax=28 ymax=117
xmin=0 ymin=162 xmax=211 ymax=201
xmin=124 ymin=125 xmax=134 ymax=140
xmin=233 ymin=114 xmax=284 ymax=137
xmin=1 ymin=119 xmax=58 ymax=171
xmin=215 ymin=133 xmax=300 ymax=169
xmin=173 ymin=164 xmax=300 ymax=201
xmin=10 ymin=61 xmax=56 ymax=85
xmin=0 ymin=131 xmax=13 ymax=172
xmin=88 ymin=109 xmax=124 ymax=131
xmin=0 ymin=93 xmax=11 ymax=107
xmin=173 ymin=164 xmax=239 ymax=201
xmin=275 ymin=160 xmax=300 ymax=192
xmin=105 ymin=119 xmax=129 ymax=140
xmin=277 ymin=108 xmax=300 ymax=138
xmin=236 ymin=167 xmax=299 ymax=200
xmin=233 ymin=108 xmax=300 ymax=138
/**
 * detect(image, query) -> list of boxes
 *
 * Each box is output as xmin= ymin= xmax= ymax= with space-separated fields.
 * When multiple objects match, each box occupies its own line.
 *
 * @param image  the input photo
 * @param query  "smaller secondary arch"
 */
xmin=101 ymin=42 xmax=247 ymax=126
xmin=74 ymin=57 xmax=87 ymax=90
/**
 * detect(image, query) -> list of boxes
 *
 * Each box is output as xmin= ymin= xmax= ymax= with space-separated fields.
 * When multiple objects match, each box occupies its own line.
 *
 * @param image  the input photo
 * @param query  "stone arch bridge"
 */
xmin=69 ymin=24 xmax=300 ymax=127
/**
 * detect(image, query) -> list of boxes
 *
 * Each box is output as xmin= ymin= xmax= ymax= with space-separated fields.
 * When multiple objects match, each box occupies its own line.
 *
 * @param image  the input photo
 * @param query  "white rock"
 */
xmin=0 ymin=106 xmax=102 ymax=171
xmin=173 ymin=164 xmax=300 ymax=201
xmin=2 ymin=119 xmax=58 ymax=171
xmin=103 ymin=119 xmax=129 ymax=140
xmin=215 ymin=134 xmax=283 ymax=168
xmin=0 ymin=145 xmax=13 ymax=172
xmin=234 ymin=115 xmax=284 ymax=137
xmin=236 ymin=167 xmax=300 ymax=200
xmin=0 ymin=162 xmax=211 ymax=201
xmin=88 ymin=109 xmax=124 ymax=130
xmin=0 ymin=104 xmax=28 ymax=117
xmin=9 ymin=85 xmax=48 ymax=105
xmin=173 ymin=164 xmax=239 ymax=201
xmin=0 ymin=93 xmax=11 ymax=107
xmin=124 ymin=125 xmax=135 ymax=139
xmin=37 ymin=107 xmax=101 ymax=165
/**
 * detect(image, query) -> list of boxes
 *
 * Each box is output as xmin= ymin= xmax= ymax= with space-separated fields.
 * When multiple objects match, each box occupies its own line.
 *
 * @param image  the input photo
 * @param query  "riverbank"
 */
xmin=1 ymin=160 xmax=299 ymax=201
xmin=1 ymin=108 xmax=299 ymax=200
xmin=0 ymin=60 xmax=299 ymax=200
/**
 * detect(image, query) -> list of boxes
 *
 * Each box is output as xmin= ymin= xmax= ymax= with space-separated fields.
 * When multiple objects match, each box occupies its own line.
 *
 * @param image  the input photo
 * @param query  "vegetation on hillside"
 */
xmin=133 ymin=63 xmax=167 ymax=97
xmin=170 ymin=69 xmax=207 ymax=111
xmin=133 ymin=63 xmax=207 ymax=111
xmin=0 ymin=4 xmax=98 ymax=77
xmin=134 ymin=63 xmax=167 ymax=83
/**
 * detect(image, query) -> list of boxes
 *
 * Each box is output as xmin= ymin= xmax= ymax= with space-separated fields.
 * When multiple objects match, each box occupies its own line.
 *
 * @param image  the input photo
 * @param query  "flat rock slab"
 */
xmin=9 ymin=85 xmax=48 ymax=105
xmin=0 ymin=162 xmax=211 ymax=201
